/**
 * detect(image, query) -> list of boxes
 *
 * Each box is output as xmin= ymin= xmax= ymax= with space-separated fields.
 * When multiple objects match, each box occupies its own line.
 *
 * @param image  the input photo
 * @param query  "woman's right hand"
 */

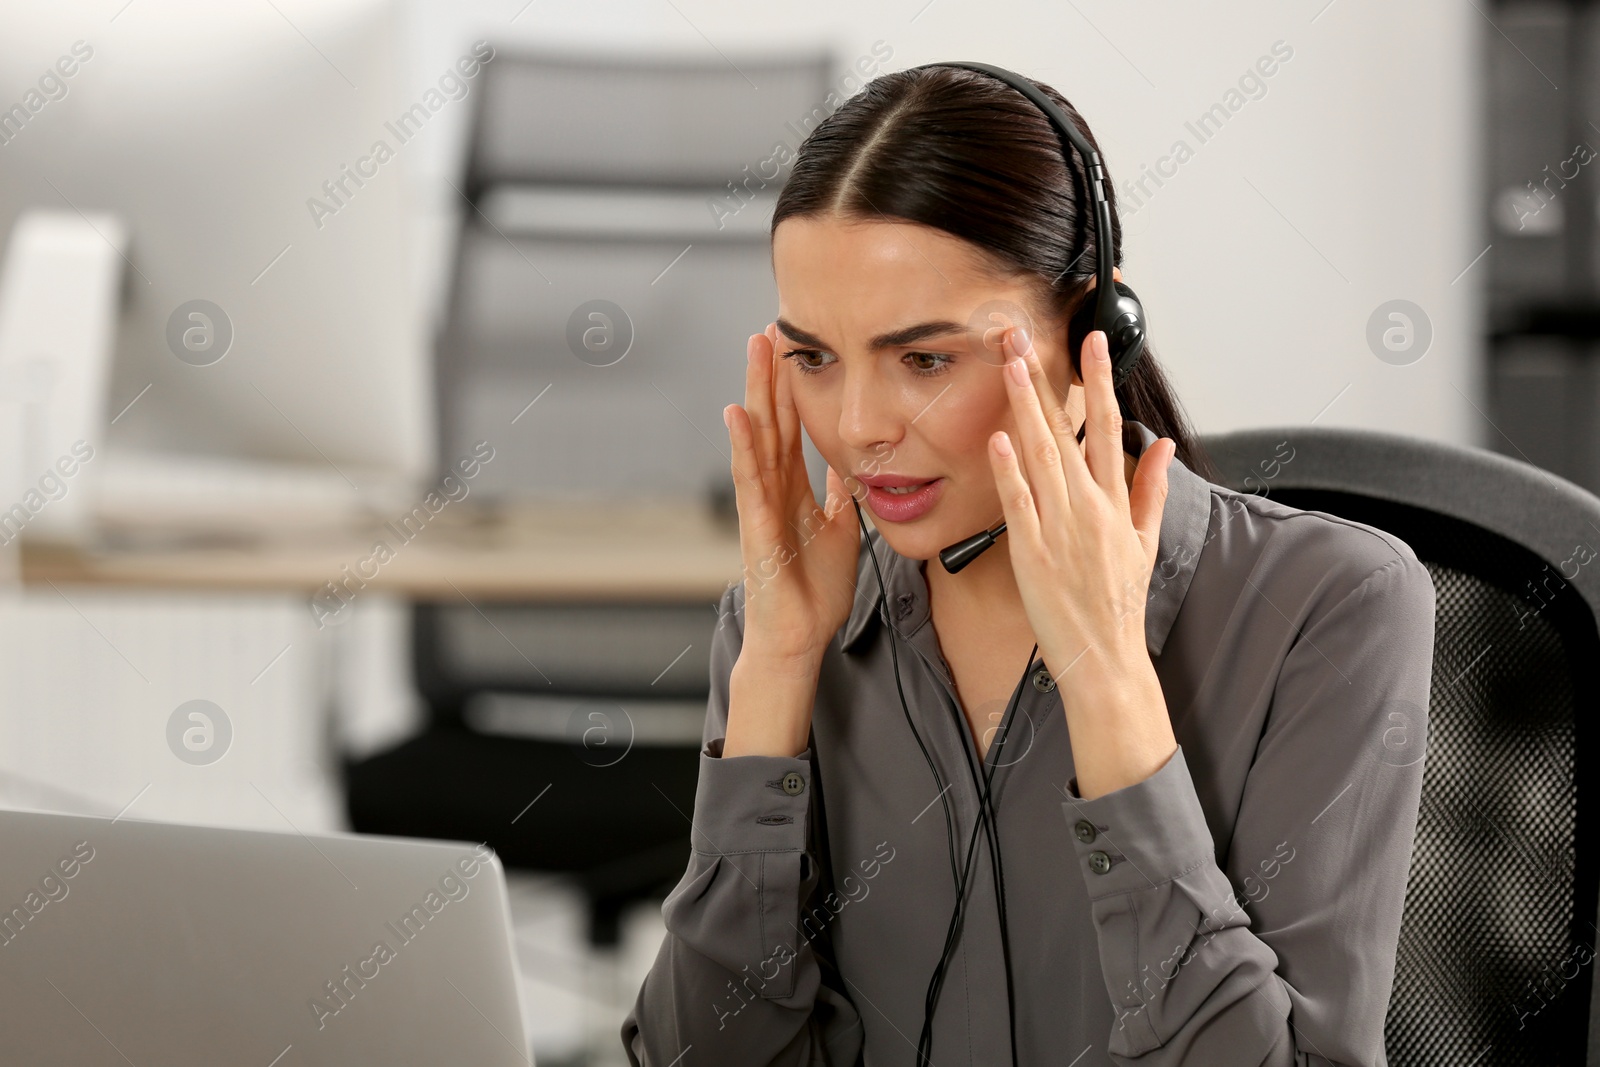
xmin=722 ymin=322 xmax=861 ymax=668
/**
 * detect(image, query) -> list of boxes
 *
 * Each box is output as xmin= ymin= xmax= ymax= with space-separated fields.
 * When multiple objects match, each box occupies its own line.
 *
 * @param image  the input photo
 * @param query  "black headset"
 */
xmin=845 ymin=60 xmax=1149 ymax=1066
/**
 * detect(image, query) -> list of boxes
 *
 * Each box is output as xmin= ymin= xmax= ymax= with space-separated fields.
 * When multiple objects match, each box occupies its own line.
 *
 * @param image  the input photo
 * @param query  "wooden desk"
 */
xmin=17 ymin=501 xmax=746 ymax=602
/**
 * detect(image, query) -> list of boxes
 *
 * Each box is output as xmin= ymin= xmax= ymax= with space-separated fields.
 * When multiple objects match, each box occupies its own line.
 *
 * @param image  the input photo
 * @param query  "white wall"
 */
xmin=397 ymin=0 xmax=1483 ymax=448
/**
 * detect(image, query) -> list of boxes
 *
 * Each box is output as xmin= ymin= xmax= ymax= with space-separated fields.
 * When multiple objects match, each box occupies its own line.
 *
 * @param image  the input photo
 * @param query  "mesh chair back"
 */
xmin=1202 ymin=426 xmax=1600 ymax=1065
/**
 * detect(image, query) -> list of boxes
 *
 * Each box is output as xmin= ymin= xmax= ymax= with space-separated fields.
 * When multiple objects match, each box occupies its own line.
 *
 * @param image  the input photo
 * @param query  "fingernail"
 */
xmin=994 ymin=431 xmax=1013 ymax=457
xmin=723 ymin=406 xmax=732 ymax=429
xmin=1096 ymin=331 xmax=1110 ymax=361
xmin=1011 ymin=325 xmax=1031 ymax=356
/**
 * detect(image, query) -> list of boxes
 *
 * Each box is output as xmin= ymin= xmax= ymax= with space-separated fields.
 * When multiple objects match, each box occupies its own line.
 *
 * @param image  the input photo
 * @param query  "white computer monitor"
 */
xmin=0 ymin=0 xmax=441 ymax=529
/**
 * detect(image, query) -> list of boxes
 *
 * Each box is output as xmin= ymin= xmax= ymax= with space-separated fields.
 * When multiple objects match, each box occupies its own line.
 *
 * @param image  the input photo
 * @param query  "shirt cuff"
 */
xmin=691 ymin=738 xmax=814 ymax=855
xmin=1059 ymin=745 xmax=1217 ymax=900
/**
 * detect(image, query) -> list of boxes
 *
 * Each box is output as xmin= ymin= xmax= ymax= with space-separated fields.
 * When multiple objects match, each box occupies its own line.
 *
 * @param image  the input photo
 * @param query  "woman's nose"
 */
xmin=837 ymin=371 xmax=903 ymax=453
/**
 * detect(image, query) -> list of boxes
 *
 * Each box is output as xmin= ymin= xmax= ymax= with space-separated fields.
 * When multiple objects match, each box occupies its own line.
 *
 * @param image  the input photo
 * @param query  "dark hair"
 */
xmin=770 ymin=64 xmax=1219 ymax=484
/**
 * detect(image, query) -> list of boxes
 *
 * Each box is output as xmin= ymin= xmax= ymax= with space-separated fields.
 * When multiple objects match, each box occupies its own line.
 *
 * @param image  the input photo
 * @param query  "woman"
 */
xmin=621 ymin=64 xmax=1435 ymax=1066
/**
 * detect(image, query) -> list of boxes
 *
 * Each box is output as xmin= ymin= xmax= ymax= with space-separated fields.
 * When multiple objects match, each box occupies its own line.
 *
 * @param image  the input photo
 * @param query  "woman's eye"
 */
xmin=905 ymin=351 xmax=952 ymax=377
xmin=779 ymin=348 xmax=951 ymax=377
xmin=780 ymin=348 xmax=832 ymax=374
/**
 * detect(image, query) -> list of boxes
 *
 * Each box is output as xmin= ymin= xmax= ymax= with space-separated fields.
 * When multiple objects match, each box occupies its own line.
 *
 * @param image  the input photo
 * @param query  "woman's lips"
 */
xmin=863 ymin=478 xmax=944 ymax=523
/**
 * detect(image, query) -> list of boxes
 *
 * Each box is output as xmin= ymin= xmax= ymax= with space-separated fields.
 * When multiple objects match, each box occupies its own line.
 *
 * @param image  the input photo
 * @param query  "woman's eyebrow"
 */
xmin=775 ymin=317 xmax=968 ymax=353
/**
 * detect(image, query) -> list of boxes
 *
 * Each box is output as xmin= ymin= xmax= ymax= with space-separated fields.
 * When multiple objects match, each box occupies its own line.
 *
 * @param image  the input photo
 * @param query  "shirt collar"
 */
xmin=839 ymin=418 xmax=1213 ymax=659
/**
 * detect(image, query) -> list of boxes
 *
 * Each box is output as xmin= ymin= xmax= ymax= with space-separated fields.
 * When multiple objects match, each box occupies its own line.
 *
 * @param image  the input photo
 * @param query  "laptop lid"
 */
xmin=0 ymin=807 xmax=533 ymax=1066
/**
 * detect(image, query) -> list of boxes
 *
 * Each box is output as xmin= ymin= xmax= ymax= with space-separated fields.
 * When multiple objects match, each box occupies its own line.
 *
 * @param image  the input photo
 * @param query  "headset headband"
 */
xmin=903 ymin=60 xmax=1147 ymax=388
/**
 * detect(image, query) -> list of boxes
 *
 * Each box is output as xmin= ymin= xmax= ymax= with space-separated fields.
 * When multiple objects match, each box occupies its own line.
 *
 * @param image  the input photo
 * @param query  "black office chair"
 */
xmin=1202 ymin=425 xmax=1600 ymax=1065
xmin=344 ymin=599 xmax=716 ymax=948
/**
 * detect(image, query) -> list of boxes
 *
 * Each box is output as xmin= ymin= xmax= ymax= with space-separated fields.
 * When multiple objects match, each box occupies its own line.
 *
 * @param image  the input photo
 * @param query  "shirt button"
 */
xmin=1074 ymin=819 xmax=1097 ymax=844
xmin=781 ymin=771 xmax=806 ymax=796
xmin=1032 ymin=667 xmax=1056 ymax=693
xmin=1087 ymin=850 xmax=1112 ymax=875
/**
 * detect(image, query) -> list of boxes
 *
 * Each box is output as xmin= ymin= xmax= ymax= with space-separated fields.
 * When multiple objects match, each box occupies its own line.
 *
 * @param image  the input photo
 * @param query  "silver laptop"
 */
xmin=0 ymin=807 xmax=534 ymax=1066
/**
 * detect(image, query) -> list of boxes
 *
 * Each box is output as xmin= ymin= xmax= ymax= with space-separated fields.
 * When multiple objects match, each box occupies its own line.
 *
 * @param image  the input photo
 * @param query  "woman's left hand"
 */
xmin=990 ymin=324 xmax=1178 ymax=797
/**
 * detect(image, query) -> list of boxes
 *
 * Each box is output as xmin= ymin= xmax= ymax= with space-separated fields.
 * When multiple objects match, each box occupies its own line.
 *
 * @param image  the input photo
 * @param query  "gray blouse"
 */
xmin=621 ymin=418 xmax=1437 ymax=1066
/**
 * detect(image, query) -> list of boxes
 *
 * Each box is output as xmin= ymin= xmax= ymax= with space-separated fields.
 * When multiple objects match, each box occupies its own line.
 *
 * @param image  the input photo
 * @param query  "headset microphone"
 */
xmin=935 ymin=418 xmax=1090 ymax=575
xmin=925 ymin=59 xmax=1149 ymax=578
xmin=935 ymin=522 xmax=1005 ymax=576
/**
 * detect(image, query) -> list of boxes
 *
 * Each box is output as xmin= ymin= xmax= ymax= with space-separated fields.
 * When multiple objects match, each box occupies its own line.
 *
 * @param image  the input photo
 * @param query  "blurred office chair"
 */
xmin=1202 ymin=425 xmax=1600 ymax=1065
xmin=345 ymin=599 xmax=717 ymax=946
xmin=346 ymin=45 xmax=835 ymax=952
xmin=432 ymin=46 xmax=835 ymax=502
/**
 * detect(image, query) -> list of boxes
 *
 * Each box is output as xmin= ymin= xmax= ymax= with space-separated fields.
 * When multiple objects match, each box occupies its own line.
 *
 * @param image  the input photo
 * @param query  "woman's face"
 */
xmin=771 ymin=213 xmax=1090 ymax=563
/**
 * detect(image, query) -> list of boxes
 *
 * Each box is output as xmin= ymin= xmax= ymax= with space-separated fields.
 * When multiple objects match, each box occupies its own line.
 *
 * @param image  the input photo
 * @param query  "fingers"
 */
xmin=1014 ymin=322 xmax=1088 ymax=468
xmin=1128 ymin=436 xmax=1174 ymax=571
xmin=723 ymin=410 xmax=771 ymax=590
xmin=744 ymin=329 xmax=779 ymax=474
xmin=1001 ymin=325 xmax=1072 ymax=530
xmin=770 ymin=322 xmax=802 ymax=467
xmin=987 ymin=428 xmax=1042 ymax=558
xmin=725 ymin=332 xmax=783 ymax=556
xmin=1080 ymin=329 xmax=1130 ymax=507
xmin=723 ymin=395 xmax=764 ymax=511
xmin=824 ymin=465 xmax=857 ymax=526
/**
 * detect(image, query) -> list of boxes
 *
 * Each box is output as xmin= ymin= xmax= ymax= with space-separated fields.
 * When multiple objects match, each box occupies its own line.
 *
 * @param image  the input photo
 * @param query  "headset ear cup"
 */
xmin=1066 ymin=279 xmax=1146 ymax=389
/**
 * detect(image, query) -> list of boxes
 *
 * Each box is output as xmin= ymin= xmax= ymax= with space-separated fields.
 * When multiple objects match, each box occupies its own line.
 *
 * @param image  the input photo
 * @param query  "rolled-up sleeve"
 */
xmin=1060 ymin=552 xmax=1436 ymax=1065
xmin=621 ymin=582 xmax=864 ymax=1066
